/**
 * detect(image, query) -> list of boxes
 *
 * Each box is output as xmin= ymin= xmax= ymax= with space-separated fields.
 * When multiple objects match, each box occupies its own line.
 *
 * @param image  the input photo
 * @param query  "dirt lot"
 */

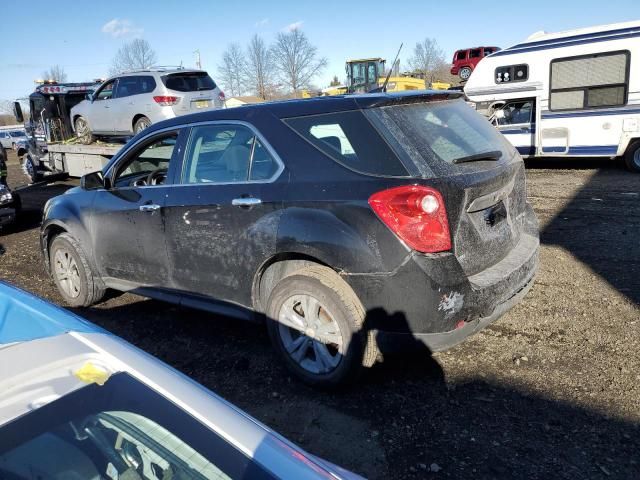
xmin=1 ymin=150 xmax=638 ymax=479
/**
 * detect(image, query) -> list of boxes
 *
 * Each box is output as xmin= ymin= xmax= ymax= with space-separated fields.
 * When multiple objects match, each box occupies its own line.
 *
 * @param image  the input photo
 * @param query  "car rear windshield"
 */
xmin=162 ymin=72 xmax=217 ymax=92
xmin=369 ymin=98 xmax=514 ymax=177
xmin=284 ymin=110 xmax=409 ymax=177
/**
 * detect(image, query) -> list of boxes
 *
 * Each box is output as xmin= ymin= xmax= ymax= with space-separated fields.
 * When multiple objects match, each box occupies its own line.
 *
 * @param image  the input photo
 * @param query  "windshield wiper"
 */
xmin=452 ymin=150 xmax=502 ymax=164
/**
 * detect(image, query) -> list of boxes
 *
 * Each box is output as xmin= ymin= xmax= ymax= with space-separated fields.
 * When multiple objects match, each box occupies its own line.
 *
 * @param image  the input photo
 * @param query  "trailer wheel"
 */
xmin=23 ymin=155 xmax=41 ymax=183
xmin=624 ymin=140 xmax=640 ymax=173
xmin=459 ymin=66 xmax=472 ymax=81
xmin=75 ymin=117 xmax=94 ymax=145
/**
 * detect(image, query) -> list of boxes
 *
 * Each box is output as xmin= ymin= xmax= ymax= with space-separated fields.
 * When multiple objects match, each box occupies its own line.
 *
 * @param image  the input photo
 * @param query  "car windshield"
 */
xmin=0 ymin=372 xmax=272 ymax=480
xmin=369 ymin=98 xmax=515 ymax=176
xmin=162 ymin=73 xmax=216 ymax=92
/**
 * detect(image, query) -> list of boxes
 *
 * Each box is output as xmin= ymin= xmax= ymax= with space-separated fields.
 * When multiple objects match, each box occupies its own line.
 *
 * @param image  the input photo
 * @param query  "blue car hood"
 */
xmin=0 ymin=281 xmax=104 ymax=344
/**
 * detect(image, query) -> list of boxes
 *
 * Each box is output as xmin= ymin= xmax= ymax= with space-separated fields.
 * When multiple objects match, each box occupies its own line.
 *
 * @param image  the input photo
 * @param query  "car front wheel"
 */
xmin=75 ymin=117 xmax=94 ymax=145
xmin=265 ymin=265 xmax=377 ymax=387
xmin=49 ymin=233 xmax=104 ymax=307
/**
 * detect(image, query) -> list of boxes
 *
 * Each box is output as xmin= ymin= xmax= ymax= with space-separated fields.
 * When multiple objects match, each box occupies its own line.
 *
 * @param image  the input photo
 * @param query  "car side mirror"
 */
xmin=86 ymin=93 xmax=94 ymax=102
xmin=13 ymin=102 xmax=23 ymax=123
xmin=80 ymin=171 xmax=105 ymax=190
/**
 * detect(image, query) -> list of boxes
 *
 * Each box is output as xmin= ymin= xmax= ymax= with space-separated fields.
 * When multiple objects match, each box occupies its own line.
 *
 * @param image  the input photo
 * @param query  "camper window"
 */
xmin=549 ymin=51 xmax=629 ymax=111
xmin=495 ymin=64 xmax=528 ymax=84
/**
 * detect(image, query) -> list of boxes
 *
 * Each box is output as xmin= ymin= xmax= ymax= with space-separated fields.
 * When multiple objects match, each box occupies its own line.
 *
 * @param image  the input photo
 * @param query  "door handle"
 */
xmin=232 ymin=197 xmax=262 ymax=207
xmin=139 ymin=204 xmax=161 ymax=212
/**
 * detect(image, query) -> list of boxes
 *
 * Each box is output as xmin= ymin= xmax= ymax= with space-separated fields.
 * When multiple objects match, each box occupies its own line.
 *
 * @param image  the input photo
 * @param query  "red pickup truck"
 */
xmin=451 ymin=46 xmax=500 ymax=81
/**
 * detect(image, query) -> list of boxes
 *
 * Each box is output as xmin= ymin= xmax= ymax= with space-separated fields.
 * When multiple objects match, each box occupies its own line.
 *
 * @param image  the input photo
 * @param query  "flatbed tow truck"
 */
xmin=14 ymin=81 xmax=127 ymax=183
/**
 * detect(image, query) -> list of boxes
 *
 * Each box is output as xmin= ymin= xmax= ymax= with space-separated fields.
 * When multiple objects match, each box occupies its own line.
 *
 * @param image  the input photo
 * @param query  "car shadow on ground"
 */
xmin=70 ymin=298 xmax=639 ymax=479
xmin=525 ymin=157 xmax=639 ymax=305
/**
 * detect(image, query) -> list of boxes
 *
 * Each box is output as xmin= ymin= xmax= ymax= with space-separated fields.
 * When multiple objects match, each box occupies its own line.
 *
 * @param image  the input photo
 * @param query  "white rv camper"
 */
xmin=464 ymin=20 xmax=640 ymax=172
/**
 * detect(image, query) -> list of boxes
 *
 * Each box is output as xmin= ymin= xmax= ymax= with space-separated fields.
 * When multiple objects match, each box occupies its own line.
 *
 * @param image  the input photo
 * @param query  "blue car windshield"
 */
xmin=0 ymin=373 xmax=274 ymax=480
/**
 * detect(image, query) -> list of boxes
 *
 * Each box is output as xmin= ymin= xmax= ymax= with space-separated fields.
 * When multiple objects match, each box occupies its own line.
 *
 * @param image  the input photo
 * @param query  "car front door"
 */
xmin=90 ymin=79 xmax=117 ymax=133
xmin=163 ymin=122 xmax=285 ymax=307
xmin=90 ymin=129 xmax=185 ymax=288
xmin=494 ymin=99 xmax=536 ymax=157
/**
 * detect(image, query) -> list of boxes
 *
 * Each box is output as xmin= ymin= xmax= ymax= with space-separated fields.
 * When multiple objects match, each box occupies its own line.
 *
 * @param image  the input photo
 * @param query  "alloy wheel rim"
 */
xmin=76 ymin=119 xmax=88 ymax=138
xmin=461 ymin=68 xmax=471 ymax=79
xmin=277 ymin=294 xmax=343 ymax=374
xmin=634 ymin=149 xmax=640 ymax=168
xmin=136 ymin=120 xmax=150 ymax=133
xmin=53 ymin=248 xmax=81 ymax=298
xmin=26 ymin=159 xmax=34 ymax=178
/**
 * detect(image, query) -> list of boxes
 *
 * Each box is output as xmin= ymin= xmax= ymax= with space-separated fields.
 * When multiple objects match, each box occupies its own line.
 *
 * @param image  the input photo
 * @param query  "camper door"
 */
xmin=494 ymin=99 xmax=536 ymax=157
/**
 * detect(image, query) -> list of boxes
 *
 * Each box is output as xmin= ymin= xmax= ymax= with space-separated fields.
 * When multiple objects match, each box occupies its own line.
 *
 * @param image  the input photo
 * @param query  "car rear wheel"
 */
xmin=265 ymin=265 xmax=377 ymax=387
xmin=75 ymin=117 xmax=94 ymax=145
xmin=624 ymin=140 xmax=640 ymax=173
xmin=134 ymin=116 xmax=151 ymax=134
xmin=459 ymin=66 xmax=472 ymax=81
xmin=49 ymin=233 xmax=104 ymax=307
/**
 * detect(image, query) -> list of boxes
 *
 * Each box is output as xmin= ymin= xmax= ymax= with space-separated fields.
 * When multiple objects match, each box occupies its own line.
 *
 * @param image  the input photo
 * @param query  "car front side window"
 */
xmin=96 ymin=80 xmax=116 ymax=101
xmin=113 ymin=133 xmax=179 ymax=188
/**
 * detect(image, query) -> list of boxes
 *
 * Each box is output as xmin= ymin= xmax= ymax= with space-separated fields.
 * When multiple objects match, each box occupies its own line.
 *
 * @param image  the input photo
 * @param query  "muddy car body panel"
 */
xmin=42 ymin=91 xmax=539 ymax=383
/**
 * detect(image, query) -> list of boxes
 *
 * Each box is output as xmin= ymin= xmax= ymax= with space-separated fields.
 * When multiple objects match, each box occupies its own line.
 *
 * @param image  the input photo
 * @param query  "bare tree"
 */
xmin=218 ymin=43 xmax=246 ymax=97
xmin=329 ymin=75 xmax=341 ymax=87
xmin=245 ymin=34 xmax=275 ymax=100
xmin=41 ymin=65 xmax=68 ymax=82
xmin=408 ymin=38 xmax=447 ymax=84
xmin=271 ymin=29 xmax=327 ymax=95
xmin=110 ymin=39 xmax=157 ymax=75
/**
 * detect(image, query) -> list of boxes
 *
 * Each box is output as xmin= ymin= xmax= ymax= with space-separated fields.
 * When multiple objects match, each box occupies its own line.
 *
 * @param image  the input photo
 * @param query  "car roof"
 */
xmin=143 ymin=90 xmax=464 ymax=134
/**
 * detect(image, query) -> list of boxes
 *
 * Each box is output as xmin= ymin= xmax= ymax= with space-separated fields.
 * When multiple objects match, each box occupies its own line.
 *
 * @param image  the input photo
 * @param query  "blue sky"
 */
xmin=0 ymin=0 xmax=638 ymax=100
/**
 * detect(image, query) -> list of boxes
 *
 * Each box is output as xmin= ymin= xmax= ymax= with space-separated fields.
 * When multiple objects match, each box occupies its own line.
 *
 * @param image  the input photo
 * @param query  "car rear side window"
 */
xmin=162 ymin=72 xmax=216 ymax=92
xmin=284 ymin=110 xmax=408 ymax=177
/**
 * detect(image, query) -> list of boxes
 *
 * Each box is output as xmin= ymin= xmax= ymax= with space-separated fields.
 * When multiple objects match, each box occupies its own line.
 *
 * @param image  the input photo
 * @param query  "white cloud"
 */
xmin=255 ymin=17 xmax=269 ymax=27
xmin=283 ymin=21 xmax=303 ymax=32
xmin=101 ymin=18 xmax=143 ymax=38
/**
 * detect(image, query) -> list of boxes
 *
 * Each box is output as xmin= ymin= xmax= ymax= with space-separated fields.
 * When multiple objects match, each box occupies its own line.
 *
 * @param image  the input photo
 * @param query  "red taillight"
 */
xmin=153 ymin=95 xmax=180 ymax=106
xmin=218 ymin=91 xmax=226 ymax=101
xmin=369 ymin=185 xmax=451 ymax=253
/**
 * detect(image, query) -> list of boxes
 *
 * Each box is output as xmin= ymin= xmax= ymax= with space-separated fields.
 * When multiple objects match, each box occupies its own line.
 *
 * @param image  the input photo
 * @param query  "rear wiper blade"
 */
xmin=452 ymin=150 xmax=502 ymax=164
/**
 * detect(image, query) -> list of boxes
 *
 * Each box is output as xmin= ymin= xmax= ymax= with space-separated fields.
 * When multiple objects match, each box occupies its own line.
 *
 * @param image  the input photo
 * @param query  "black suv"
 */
xmin=42 ymin=91 xmax=539 ymax=386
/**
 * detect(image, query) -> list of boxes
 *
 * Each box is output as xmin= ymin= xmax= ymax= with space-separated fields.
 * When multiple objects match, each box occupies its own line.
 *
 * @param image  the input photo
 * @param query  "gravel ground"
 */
xmin=1 ymin=151 xmax=638 ymax=479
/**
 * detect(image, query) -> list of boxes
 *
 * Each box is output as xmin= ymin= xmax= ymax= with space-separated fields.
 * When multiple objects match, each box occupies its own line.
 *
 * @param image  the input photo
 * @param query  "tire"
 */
xmin=624 ymin=140 xmax=640 ymax=173
xmin=49 ymin=233 xmax=105 ymax=307
xmin=265 ymin=265 xmax=377 ymax=387
xmin=134 ymin=116 xmax=151 ymax=134
xmin=74 ymin=116 xmax=94 ymax=145
xmin=459 ymin=66 xmax=472 ymax=81
xmin=23 ymin=155 xmax=41 ymax=183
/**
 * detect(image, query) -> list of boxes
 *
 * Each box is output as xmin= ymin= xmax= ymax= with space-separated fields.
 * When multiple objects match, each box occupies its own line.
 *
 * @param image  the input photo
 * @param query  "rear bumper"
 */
xmin=375 ymin=270 xmax=535 ymax=353
xmin=344 ymin=211 xmax=539 ymax=352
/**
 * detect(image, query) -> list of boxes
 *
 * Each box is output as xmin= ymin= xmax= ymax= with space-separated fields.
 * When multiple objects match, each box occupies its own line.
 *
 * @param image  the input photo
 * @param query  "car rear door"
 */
xmin=90 ymin=129 xmax=186 ymax=288
xmin=163 ymin=122 xmax=285 ymax=307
